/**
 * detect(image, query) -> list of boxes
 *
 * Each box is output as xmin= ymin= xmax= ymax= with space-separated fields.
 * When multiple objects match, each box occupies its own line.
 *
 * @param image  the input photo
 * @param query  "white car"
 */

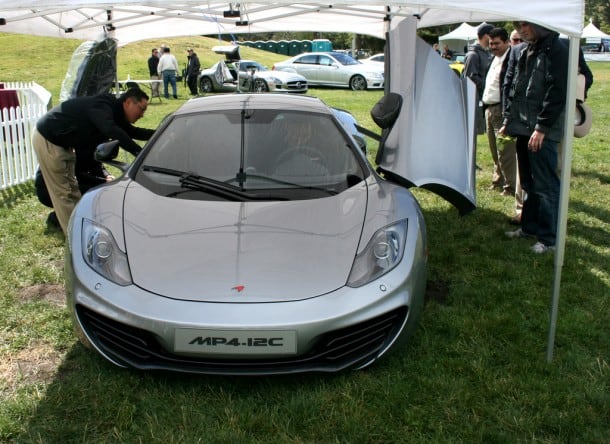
xmin=272 ymin=51 xmax=384 ymax=90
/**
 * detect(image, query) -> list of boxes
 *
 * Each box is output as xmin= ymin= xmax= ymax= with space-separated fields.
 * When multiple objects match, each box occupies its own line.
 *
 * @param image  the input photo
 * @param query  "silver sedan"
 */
xmin=272 ymin=52 xmax=384 ymax=91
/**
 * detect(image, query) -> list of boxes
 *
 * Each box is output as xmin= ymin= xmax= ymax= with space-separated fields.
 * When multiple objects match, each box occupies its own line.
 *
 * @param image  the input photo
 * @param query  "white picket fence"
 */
xmin=0 ymin=81 xmax=51 ymax=190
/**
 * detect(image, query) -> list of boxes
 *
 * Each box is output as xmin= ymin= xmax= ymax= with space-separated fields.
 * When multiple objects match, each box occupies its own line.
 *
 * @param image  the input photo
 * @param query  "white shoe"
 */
xmin=531 ymin=242 xmax=555 ymax=254
xmin=505 ymin=228 xmax=534 ymax=239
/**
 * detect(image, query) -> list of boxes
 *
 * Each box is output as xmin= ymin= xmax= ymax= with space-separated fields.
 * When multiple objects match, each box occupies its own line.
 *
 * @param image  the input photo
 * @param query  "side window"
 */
xmin=295 ymin=54 xmax=317 ymax=65
xmin=319 ymin=56 xmax=332 ymax=66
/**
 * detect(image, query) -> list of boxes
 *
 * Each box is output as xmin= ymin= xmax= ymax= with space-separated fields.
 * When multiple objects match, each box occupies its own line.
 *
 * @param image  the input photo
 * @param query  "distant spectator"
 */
xmin=147 ymin=48 xmax=160 ymax=98
xmin=157 ymin=46 xmax=179 ymax=99
xmin=186 ymin=48 xmax=201 ymax=96
xmin=441 ymin=44 xmax=454 ymax=60
xmin=462 ymin=23 xmax=493 ymax=134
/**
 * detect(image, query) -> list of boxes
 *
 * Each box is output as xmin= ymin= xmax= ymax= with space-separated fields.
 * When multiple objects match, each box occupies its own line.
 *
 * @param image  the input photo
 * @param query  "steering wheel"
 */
xmin=273 ymin=145 xmax=329 ymax=176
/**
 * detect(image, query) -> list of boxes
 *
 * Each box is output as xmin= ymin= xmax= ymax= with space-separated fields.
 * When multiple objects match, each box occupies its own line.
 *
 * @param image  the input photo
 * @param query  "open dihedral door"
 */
xmin=376 ymin=17 xmax=477 ymax=215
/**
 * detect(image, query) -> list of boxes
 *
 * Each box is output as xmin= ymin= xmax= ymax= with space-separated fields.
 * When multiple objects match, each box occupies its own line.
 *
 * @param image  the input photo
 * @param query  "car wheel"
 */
xmin=253 ymin=79 xmax=269 ymax=92
xmin=349 ymin=75 xmax=367 ymax=91
xmin=199 ymin=77 xmax=213 ymax=94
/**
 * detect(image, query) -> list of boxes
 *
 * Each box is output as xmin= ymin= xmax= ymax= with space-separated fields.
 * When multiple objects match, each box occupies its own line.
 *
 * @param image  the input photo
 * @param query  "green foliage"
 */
xmin=0 ymin=32 xmax=608 ymax=443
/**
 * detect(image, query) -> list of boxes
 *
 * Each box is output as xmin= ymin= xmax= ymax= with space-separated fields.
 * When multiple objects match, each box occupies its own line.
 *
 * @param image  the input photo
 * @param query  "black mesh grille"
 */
xmin=76 ymin=304 xmax=407 ymax=375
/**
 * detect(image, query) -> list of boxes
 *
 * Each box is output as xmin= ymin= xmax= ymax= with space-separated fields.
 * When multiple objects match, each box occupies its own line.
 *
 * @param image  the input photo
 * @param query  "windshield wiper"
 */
xmin=142 ymin=165 xmax=290 ymax=200
xmin=225 ymin=173 xmax=338 ymax=196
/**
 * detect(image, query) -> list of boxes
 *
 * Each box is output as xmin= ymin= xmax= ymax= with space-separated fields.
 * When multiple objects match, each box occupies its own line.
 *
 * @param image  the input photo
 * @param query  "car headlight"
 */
xmin=367 ymin=71 xmax=384 ymax=79
xmin=347 ymin=220 xmax=407 ymax=287
xmin=82 ymin=219 xmax=132 ymax=286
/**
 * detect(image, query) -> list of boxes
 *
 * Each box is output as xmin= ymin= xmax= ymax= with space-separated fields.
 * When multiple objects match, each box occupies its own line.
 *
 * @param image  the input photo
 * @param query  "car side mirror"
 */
xmin=95 ymin=140 xmax=129 ymax=172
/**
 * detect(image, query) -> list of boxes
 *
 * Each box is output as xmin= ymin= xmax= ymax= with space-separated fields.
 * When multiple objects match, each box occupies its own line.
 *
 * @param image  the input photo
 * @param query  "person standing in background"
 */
xmin=147 ymin=48 xmax=160 ymax=98
xmin=186 ymin=48 xmax=201 ymax=96
xmin=157 ymin=46 xmax=179 ymax=99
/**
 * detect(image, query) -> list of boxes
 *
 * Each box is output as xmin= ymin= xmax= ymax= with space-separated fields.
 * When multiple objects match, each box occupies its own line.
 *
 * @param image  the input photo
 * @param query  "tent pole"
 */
xmin=547 ymin=36 xmax=579 ymax=363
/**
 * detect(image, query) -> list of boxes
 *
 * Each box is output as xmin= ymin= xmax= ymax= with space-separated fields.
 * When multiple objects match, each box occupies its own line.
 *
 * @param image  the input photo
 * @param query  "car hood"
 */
xmin=122 ymin=181 xmax=367 ymax=303
xmin=377 ymin=17 xmax=477 ymax=214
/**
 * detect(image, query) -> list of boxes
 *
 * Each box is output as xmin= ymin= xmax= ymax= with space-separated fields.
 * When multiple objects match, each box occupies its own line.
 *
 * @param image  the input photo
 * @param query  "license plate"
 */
xmin=174 ymin=328 xmax=297 ymax=355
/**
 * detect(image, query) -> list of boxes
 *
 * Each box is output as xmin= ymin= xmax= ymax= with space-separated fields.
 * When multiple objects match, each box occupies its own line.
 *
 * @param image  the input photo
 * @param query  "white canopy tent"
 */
xmin=438 ymin=22 xmax=478 ymax=54
xmin=0 ymin=1 xmax=586 ymax=362
xmin=581 ymin=20 xmax=609 ymax=44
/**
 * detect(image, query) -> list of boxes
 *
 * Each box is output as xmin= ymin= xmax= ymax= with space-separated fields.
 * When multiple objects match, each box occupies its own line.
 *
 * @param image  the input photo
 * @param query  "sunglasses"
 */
xmin=512 ymin=38 xmax=523 ymax=43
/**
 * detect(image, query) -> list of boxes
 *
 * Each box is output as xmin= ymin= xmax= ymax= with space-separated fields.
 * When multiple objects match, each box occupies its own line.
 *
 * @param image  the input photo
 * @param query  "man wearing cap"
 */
xmin=462 ymin=23 xmax=494 ymax=135
xmin=186 ymin=48 xmax=201 ymax=96
xmin=501 ymin=22 xmax=568 ymax=254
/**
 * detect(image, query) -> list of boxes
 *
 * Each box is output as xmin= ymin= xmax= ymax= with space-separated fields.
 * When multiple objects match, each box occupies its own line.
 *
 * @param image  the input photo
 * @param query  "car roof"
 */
xmin=175 ymin=94 xmax=333 ymax=116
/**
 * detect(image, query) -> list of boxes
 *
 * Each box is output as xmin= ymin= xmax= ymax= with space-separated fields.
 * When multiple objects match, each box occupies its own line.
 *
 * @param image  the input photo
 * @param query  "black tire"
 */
xmin=253 ymin=78 xmax=269 ymax=92
xmin=349 ymin=75 xmax=367 ymax=91
xmin=199 ymin=77 xmax=214 ymax=94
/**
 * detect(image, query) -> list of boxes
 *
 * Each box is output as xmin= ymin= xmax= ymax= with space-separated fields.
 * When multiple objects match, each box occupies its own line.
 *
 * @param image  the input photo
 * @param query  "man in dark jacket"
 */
xmin=501 ymin=22 xmax=568 ymax=254
xmin=186 ymin=48 xmax=201 ymax=95
xmin=32 ymin=88 xmax=155 ymax=234
xmin=462 ymin=23 xmax=493 ymax=134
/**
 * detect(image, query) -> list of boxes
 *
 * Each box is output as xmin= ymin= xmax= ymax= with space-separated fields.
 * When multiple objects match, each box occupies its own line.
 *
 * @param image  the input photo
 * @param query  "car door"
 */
xmin=375 ymin=16 xmax=477 ymax=214
xmin=291 ymin=54 xmax=320 ymax=84
xmin=316 ymin=54 xmax=343 ymax=86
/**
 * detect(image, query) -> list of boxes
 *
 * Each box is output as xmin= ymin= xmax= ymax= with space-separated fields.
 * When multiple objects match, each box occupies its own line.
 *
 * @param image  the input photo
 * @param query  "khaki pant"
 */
xmin=485 ymin=104 xmax=517 ymax=193
xmin=32 ymin=128 xmax=81 ymax=234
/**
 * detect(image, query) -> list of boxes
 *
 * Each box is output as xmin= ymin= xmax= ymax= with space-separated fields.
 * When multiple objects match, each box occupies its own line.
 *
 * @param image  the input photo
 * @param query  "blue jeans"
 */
xmin=162 ymin=70 xmax=177 ymax=98
xmin=516 ymin=136 xmax=560 ymax=246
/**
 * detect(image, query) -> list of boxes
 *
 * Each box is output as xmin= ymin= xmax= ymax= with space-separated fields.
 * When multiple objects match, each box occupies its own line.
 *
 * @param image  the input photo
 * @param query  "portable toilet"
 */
xmin=288 ymin=40 xmax=302 ymax=55
xmin=312 ymin=39 xmax=332 ymax=52
xmin=254 ymin=40 xmax=266 ymax=50
xmin=301 ymin=40 xmax=313 ymax=53
xmin=277 ymin=40 xmax=289 ymax=55
xmin=265 ymin=40 xmax=278 ymax=53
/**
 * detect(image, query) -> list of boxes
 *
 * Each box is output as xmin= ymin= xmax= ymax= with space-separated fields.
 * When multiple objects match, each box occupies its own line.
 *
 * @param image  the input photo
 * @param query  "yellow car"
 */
xmin=447 ymin=54 xmax=465 ymax=76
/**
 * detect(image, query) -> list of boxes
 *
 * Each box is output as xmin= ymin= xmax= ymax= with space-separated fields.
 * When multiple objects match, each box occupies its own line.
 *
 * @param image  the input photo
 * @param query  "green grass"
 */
xmin=0 ymin=32 xmax=608 ymax=443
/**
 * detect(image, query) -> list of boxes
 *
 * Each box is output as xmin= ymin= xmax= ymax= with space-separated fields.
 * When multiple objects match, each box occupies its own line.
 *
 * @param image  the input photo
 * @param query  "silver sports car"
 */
xmin=65 ymin=17 xmax=476 ymax=375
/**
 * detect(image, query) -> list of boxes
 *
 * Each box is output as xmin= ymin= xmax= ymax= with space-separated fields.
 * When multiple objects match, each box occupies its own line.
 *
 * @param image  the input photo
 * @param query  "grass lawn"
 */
xmin=0 ymin=33 xmax=608 ymax=443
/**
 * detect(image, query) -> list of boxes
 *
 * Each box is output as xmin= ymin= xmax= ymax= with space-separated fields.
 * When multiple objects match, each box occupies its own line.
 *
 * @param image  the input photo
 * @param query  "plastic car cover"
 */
xmin=59 ymin=37 xmax=118 ymax=102
xmin=376 ymin=17 xmax=477 ymax=215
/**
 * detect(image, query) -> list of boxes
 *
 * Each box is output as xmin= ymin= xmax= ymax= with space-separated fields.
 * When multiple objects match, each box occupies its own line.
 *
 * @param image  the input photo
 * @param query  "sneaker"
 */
xmin=500 ymin=189 xmax=514 ymax=197
xmin=505 ymin=228 xmax=535 ymax=239
xmin=531 ymin=242 xmax=555 ymax=254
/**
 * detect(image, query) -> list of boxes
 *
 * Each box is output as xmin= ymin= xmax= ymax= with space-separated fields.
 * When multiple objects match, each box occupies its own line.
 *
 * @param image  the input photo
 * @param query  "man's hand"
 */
xmin=528 ymin=129 xmax=545 ymax=152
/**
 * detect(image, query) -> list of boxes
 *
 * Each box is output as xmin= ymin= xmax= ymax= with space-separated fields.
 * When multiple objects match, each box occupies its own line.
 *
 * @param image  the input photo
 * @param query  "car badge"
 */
xmin=232 ymin=285 xmax=245 ymax=292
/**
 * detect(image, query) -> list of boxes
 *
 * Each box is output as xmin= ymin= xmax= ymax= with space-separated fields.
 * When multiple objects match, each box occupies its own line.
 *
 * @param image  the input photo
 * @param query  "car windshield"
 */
xmin=330 ymin=52 xmax=359 ymax=66
xmin=135 ymin=109 xmax=366 ymax=201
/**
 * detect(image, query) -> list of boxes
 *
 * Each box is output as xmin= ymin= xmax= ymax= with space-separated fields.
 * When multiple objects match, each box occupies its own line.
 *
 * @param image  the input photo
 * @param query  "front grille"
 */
xmin=286 ymin=81 xmax=307 ymax=90
xmin=76 ymin=305 xmax=407 ymax=375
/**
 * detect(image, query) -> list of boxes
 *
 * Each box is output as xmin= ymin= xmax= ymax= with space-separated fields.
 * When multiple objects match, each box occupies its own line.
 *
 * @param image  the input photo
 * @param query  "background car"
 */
xmin=446 ymin=53 xmax=465 ymax=76
xmin=272 ymin=51 xmax=384 ymax=91
xmin=65 ymin=94 xmax=427 ymax=375
xmin=199 ymin=46 xmax=308 ymax=94
xmin=360 ymin=53 xmax=385 ymax=64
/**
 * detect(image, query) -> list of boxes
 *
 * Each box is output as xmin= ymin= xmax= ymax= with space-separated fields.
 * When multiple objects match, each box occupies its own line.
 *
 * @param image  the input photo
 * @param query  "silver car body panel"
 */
xmin=122 ymin=180 xmax=367 ymax=302
xmin=66 ymin=173 xmax=427 ymax=370
xmin=378 ymin=17 xmax=477 ymax=214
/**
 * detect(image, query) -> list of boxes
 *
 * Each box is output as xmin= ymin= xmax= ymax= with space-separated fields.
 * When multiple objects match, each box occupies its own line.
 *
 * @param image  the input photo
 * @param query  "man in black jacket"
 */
xmin=32 ymin=88 xmax=155 ymax=234
xmin=186 ymin=49 xmax=201 ymax=96
xmin=501 ymin=22 xmax=568 ymax=254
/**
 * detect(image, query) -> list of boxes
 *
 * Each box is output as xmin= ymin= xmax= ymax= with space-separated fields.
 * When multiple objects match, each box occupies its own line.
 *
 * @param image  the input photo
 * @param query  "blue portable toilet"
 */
xmin=312 ymin=39 xmax=332 ymax=52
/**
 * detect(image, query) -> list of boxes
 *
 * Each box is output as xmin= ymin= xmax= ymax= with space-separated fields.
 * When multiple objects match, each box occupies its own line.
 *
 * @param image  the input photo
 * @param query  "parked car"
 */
xmin=64 ymin=21 xmax=475 ymax=376
xmin=446 ymin=53 xmax=465 ymax=76
xmin=360 ymin=53 xmax=384 ymax=64
xmin=199 ymin=46 xmax=308 ymax=94
xmin=272 ymin=51 xmax=384 ymax=90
